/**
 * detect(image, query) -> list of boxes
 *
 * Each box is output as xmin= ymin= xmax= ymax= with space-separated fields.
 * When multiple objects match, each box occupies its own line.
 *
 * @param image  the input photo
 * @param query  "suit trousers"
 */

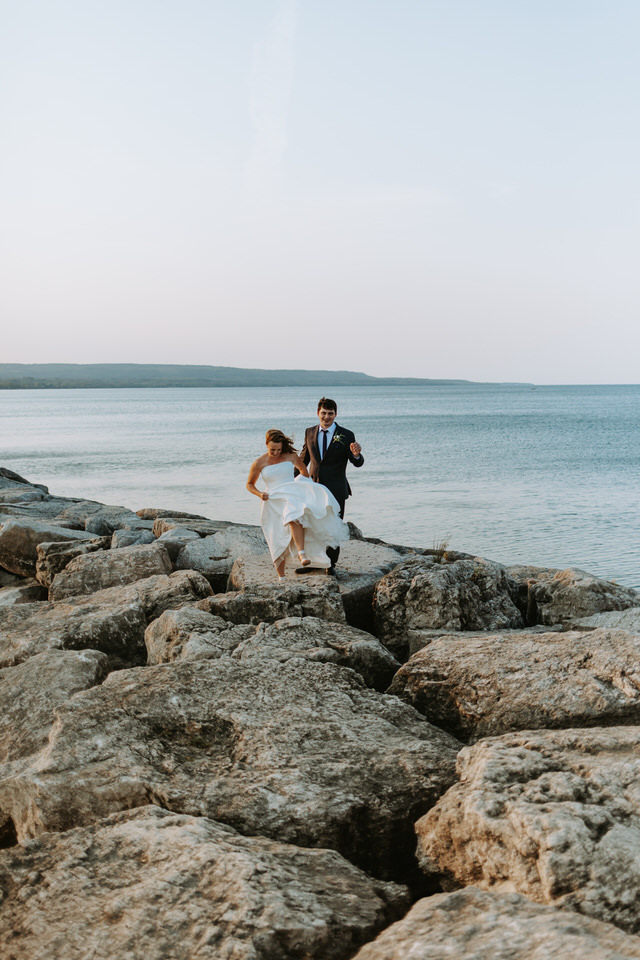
xmin=326 ymin=497 xmax=346 ymax=568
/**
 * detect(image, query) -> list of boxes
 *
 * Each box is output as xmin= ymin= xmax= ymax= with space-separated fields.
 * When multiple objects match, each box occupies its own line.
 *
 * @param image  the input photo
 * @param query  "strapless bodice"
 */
xmin=260 ymin=461 xmax=295 ymax=490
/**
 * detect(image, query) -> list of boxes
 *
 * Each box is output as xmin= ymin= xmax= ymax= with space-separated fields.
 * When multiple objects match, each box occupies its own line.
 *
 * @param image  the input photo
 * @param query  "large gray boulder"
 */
xmin=416 ymin=725 xmax=640 ymax=934
xmin=35 ymin=537 xmax=110 ymax=588
xmin=147 ymin=609 xmax=400 ymax=691
xmin=0 ymin=658 xmax=460 ymax=880
xmin=373 ymin=555 xmax=523 ymax=660
xmin=0 ymin=648 xmax=108 ymax=780
xmin=0 ymin=571 xmax=212 ymax=668
xmin=145 ymin=606 xmax=257 ymax=664
xmin=328 ymin=539 xmax=407 ymax=632
xmin=508 ymin=566 xmax=640 ymax=626
xmin=175 ymin=526 xmax=269 ymax=590
xmin=129 ymin=569 xmax=212 ymax=621
xmin=110 ymin=528 xmax=156 ymax=548
xmin=0 ymin=518 xmax=97 ymax=578
xmin=0 ymin=647 xmax=108 ymax=846
xmin=154 ymin=525 xmax=201 ymax=562
xmin=0 ymin=805 xmax=409 ymax=960
xmin=0 ymin=578 xmax=47 ymax=606
xmin=49 ymin=542 xmax=173 ymax=600
xmin=234 ymin=617 xmax=401 ymax=691
xmin=0 ymin=595 xmax=146 ymax=669
xmin=388 ymin=627 xmax=640 ymax=741
xmin=0 ymin=468 xmax=47 ymax=491
xmin=352 ymin=887 xmax=640 ymax=960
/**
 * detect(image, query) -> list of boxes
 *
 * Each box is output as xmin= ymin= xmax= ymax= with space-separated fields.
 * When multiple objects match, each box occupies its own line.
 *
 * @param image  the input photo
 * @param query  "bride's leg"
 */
xmin=289 ymin=521 xmax=310 ymax=566
xmin=274 ymin=555 xmax=286 ymax=579
xmin=289 ymin=521 xmax=305 ymax=553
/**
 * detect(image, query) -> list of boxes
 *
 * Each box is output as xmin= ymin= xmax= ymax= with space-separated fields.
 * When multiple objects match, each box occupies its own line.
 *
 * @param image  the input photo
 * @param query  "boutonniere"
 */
xmin=332 ymin=432 xmax=346 ymax=446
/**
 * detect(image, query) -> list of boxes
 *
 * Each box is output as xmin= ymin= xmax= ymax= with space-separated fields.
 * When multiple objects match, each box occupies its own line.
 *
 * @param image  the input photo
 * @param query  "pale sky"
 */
xmin=2 ymin=1 xmax=639 ymax=383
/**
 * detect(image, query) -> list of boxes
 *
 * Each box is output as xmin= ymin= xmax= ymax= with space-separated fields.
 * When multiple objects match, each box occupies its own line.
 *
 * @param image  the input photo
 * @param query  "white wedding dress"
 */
xmin=259 ymin=461 xmax=348 ymax=567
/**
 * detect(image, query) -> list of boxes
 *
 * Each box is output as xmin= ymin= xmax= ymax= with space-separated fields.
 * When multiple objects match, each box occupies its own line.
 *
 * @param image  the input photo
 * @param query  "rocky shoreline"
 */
xmin=2 ymin=465 xmax=640 ymax=958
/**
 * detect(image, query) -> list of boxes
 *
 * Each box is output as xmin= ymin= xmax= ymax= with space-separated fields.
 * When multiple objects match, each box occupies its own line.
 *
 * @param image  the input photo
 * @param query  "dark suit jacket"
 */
xmin=301 ymin=423 xmax=364 ymax=506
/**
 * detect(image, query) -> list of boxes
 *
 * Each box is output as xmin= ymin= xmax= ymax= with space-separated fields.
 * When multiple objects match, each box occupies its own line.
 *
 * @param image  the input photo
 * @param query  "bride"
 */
xmin=246 ymin=429 xmax=348 ymax=580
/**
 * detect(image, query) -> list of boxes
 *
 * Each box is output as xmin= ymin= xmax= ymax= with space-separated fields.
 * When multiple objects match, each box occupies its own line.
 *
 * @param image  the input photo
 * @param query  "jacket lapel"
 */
xmin=312 ymin=425 xmax=321 ymax=460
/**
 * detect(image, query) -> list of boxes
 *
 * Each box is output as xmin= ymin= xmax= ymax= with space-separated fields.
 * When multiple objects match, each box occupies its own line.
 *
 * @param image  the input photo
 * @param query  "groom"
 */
xmin=300 ymin=396 xmax=364 ymax=572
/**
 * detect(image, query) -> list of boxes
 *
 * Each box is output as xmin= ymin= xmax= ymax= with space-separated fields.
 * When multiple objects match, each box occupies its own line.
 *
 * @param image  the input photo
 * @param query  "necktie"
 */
xmin=321 ymin=430 xmax=328 ymax=458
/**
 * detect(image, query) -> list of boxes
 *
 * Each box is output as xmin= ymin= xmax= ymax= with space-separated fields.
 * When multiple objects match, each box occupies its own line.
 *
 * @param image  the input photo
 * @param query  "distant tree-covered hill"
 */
xmin=0 ymin=363 xmax=481 ymax=389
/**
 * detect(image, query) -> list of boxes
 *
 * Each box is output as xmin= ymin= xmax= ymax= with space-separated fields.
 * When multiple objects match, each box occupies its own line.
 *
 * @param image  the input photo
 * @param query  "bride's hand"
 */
xmin=261 ymin=492 xmax=269 ymax=500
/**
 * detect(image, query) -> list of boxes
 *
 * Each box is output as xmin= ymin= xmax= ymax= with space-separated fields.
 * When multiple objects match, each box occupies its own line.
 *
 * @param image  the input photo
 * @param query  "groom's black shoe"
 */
xmin=326 ymin=566 xmax=336 ymax=576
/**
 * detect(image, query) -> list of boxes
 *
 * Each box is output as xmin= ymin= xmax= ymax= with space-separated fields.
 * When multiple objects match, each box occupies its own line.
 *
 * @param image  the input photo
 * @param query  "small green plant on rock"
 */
xmin=431 ymin=537 xmax=451 ymax=563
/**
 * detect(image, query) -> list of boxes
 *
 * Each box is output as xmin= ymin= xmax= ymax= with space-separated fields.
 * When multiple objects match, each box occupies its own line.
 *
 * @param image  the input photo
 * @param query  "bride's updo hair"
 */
xmin=265 ymin=429 xmax=297 ymax=454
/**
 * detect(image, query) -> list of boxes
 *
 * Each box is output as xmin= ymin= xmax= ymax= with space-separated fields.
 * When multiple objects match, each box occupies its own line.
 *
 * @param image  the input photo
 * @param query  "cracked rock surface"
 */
xmin=0 ymin=657 xmax=460 ymax=879
xmin=416 ymin=725 xmax=640 ymax=933
xmin=0 ymin=805 xmax=409 ymax=960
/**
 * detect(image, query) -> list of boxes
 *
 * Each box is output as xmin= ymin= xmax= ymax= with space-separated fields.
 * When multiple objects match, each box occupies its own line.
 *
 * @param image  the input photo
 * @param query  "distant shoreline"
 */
xmin=0 ymin=363 xmax=528 ymax=390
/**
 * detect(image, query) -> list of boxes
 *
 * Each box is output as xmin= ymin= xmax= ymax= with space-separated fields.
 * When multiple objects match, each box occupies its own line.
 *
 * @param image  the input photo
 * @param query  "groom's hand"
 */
xmin=350 ymin=441 xmax=362 ymax=457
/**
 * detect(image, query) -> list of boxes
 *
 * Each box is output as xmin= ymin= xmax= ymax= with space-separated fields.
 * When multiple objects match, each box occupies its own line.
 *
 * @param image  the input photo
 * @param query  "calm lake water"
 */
xmin=2 ymin=384 xmax=639 ymax=588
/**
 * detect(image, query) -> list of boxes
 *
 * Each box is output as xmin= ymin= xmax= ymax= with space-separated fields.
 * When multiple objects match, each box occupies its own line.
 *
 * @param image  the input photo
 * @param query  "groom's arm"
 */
xmin=300 ymin=429 xmax=311 ymax=467
xmin=347 ymin=430 xmax=364 ymax=467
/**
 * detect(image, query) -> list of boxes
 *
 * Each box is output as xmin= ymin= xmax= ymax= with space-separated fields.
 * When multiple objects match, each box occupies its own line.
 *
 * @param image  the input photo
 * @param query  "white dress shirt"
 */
xmin=319 ymin=422 xmax=337 ymax=458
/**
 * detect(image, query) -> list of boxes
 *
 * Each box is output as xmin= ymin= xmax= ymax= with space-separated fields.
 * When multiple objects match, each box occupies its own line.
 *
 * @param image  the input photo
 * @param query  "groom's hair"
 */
xmin=317 ymin=397 xmax=337 ymax=413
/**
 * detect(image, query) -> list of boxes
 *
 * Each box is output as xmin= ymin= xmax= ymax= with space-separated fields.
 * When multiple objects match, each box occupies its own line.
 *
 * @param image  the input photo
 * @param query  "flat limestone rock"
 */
xmin=0 ymin=805 xmax=409 ymax=960
xmin=570 ymin=608 xmax=640 ymax=632
xmin=138 ymin=507 xmax=210 ymax=520
xmin=415 ymin=725 xmax=640 ymax=934
xmin=373 ymin=555 xmax=523 ymax=661
xmin=153 ymin=516 xmax=255 ymax=536
xmin=49 ymin=542 xmax=173 ymax=600
xmin=0 ymin=499 xmax=85 ymax=522
xmin=175 ymin=527 xmax=269 ymax=590
xmin=0 ymin=571 xmax=212 ymax=668
xmin=388 ymin=628 xmax=640 ymax=741
xmin=0 ymin=487 xmax=47 ymax=504
xmin=402 ymin=625 xmax=551 ymax=659
xmin=512 ymin=567 xmax=640 ymax=626
xmin=56 ymin=500 xmax=148 ymax=530
xmin=0 ymin=518 xmax=97 ymax=578
xmin=1 ymin=658 xmax=460 ymax=879
xmin=352 ymin=887 xmax=640 ymax=960
xmin=220 ymin=556 xmax=346 ymax=624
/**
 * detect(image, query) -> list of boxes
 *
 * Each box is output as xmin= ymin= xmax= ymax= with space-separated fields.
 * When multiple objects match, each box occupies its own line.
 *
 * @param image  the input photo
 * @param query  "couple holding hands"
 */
xmin=247 ymin=397 xmax=364 ymax=580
